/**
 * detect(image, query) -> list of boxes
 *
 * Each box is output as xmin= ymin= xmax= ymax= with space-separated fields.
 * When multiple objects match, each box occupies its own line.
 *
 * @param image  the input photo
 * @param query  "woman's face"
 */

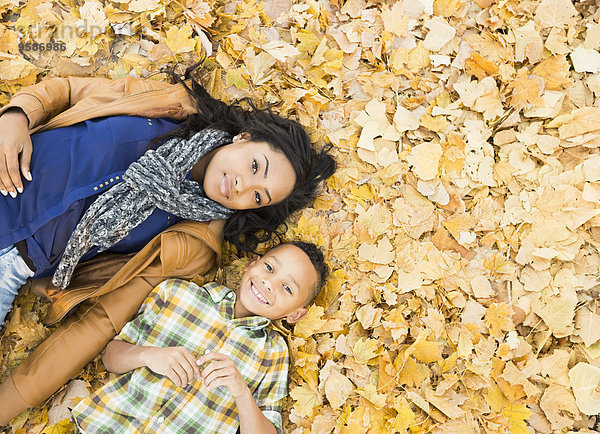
xmin=203 ymin=135 xmax=296 ymax=210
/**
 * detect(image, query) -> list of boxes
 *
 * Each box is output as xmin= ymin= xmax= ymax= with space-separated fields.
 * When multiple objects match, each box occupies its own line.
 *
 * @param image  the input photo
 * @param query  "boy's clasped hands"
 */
xmin=144 ymin=346 xmax=248 ymax=397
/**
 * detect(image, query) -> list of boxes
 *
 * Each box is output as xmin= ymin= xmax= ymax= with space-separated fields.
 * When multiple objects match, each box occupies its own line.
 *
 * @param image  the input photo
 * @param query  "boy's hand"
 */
xmin=0 ymin=109 xmax=32 ymax=197
xmin=197 ymin=352 xmax=249 ymax=400
xmin=144 ymin=346 xmax=201 ymax=387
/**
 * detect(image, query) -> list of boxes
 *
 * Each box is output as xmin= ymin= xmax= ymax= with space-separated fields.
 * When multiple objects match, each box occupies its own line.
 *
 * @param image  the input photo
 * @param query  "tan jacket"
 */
xmin=0 ymin=75 xmax=198 ymax=133
xmin=2 ymin=76 xmax=221 ymax=324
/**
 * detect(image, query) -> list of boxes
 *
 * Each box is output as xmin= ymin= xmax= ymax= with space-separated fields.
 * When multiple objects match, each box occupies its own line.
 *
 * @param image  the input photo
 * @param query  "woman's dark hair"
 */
xmin=151 ymin=61 xmax=336 ymax=252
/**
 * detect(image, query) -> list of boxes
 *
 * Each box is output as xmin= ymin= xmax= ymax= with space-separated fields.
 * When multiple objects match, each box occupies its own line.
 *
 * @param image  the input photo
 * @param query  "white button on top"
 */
xmin=226 ymin=292 xmax=234 ymax=300
xmin=226 ymin=320 xmax=234 ymax=328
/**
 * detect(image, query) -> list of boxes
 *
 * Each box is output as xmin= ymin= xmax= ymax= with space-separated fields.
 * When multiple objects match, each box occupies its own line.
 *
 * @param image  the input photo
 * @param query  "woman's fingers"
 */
xmin=19 ymin=139 xmax=32 ymax=182
xmin=6 ymin=148 xmax=23 ymax=194
xmin=0 ymin=176 xmax=6 ymax=196
xmin=0 ymin=154 xmax=17 ymax=197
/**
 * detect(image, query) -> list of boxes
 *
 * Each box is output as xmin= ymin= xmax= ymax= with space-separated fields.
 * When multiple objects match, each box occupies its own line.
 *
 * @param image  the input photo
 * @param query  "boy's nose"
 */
xmin=262 ymin=280 xmax=272 ymax=292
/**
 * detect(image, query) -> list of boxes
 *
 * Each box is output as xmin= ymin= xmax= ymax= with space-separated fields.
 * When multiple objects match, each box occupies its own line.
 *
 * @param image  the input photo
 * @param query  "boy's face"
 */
xmin=234 ymin=244 xmax=318 ymax=322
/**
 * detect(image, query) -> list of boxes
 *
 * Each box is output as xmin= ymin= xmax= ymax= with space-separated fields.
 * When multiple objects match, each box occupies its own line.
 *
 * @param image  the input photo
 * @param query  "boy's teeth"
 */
xmin=251 ymin=283 xmax=268 ymax=304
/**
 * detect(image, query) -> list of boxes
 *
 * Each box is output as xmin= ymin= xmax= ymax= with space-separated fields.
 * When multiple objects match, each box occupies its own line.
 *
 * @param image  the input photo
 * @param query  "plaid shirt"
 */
xmin=71 ymin=279 xmax=289 ymax=434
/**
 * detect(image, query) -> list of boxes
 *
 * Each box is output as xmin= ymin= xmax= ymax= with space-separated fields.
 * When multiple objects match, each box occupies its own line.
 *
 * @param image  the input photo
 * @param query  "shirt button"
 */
xmin=226 ymin=293 xmax=234 ymax=300
xmin=204 ymin=348 xmax=210 ymax=354
xmin=156 ymin=416 xmax=165 ymax=424
xmin=226 ymin=320 xmax=234 ymax=328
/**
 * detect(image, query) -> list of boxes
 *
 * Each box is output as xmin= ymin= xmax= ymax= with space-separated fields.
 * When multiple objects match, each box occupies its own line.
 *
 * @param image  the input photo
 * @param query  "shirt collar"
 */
xmin=203 ymin=282 xmax=271 ymax=330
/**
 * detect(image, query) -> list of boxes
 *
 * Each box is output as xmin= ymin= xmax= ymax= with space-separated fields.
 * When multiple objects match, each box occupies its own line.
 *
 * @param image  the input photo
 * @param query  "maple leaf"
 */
xmin=352 ymin=337 xmax=380 ymax=364
xmin=484 ymin=303 xmax=514 ymax=338
xmin=165 ymin=25 xmax=196 ymax=54
xmin=502 ymin=403 xmax=532 ymax=434
xmin=289 ymin=384 xmax=322 ymax=417
xmin=535 ymin=0 xmax=579 ymax=28
xmin=40 ymin=418 xmax=76 ymax=434
xmin=293 ymin=305 xmax=326 ymax=339
xmin=508 ymin=68 xmax=543 ymax=111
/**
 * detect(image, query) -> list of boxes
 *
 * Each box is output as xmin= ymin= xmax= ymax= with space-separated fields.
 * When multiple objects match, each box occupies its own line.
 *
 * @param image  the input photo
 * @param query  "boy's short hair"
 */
xmin=284 ymin=240 xmax=329 ymax=304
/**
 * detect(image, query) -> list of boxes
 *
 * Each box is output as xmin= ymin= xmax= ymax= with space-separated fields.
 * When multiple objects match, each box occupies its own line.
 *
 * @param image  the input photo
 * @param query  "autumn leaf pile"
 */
xmin=2 ymin=0 xmax=600 ymax=432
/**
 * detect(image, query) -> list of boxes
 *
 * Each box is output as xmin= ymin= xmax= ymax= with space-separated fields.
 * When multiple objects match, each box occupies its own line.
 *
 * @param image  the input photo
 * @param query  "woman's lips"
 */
xmin=220 ymin=174 xmax=230 ymax=199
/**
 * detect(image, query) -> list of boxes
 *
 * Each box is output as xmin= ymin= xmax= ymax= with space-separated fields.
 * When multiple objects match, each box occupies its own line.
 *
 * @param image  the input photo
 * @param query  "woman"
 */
xmin=0 ymin=64 xmax=336 ymax=423
xmin=0 ymin=63 xmax=336 ymax=324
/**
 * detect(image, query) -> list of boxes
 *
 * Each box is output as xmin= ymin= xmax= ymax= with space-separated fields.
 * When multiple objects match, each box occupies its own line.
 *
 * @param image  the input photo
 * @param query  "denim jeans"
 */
xmin=0 ymin=245 xmax=35 ymax=326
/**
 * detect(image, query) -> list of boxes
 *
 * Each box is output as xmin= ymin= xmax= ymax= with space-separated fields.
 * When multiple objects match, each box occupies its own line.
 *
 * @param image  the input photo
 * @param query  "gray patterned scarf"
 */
xmin=52 ymin=128 xmax=234 ymax=289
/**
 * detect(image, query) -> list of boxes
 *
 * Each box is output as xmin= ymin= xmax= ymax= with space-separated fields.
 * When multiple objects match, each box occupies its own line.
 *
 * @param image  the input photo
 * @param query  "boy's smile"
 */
xmin=234 ymin=244 xmax=319 ymax=322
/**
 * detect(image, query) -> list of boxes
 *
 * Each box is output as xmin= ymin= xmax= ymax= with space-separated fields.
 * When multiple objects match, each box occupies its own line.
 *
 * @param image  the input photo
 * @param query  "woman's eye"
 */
xmin=252 ymin=159 xmax=258 ymax=174
xmin=284 ymin=285 xmax=292 ymax=294
xmin=254 ymin=191 xmax=261 ymax=205
xmin=266 ymin=263 xmax=272 ymax=272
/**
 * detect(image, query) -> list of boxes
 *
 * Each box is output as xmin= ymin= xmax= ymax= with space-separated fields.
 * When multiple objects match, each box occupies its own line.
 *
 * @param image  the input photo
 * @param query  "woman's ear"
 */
xmin=285 ymin=307 xmax=308 ymax=324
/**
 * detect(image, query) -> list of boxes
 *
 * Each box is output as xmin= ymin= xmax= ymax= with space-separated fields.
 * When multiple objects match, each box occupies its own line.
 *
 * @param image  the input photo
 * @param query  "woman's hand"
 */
xmin=144 ymin=346 xmax=201 ymax=387
xmin=0 ymin=108 xmax=32 ymax=197
xmin=197 ymin=352 xmax=249 ymax=400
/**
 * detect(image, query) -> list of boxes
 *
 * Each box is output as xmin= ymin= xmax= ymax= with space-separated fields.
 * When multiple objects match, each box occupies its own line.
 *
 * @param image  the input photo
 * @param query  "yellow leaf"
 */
xmin=395 ymin=357 xmax=423 ymax=387
xmin=569 ymin=363 xmax=600 ymax=415
xmin=165 ymin=25 xmax=196 ymax=54
xmin=411 ymin=339 xmax=442 ymax=363
xmin=508 ymin=68 xmax=543 ymax=110
xmin=41 ymin=418 xmax=76 ymax=434
xmin=485 ymin=303 xmax=514 ymax=338
xmin=356 ymin=383 xmax=387 ymax=409
xmin=324 ymin=369 xmax=355 ymax=409
xmin=358 ymin=236 xmax=395 ymax=265
xmin=289 ymin=384 xmax=322 ymax=417
xmin=501 ymin=403 xmax=532 ymax=434
xmin=406 ymin=331 xmax=442 ymax=363
xmin=531 ymin=55 xmax=572 ymax=90
xmin=315 ymin=268 xmax=346 ymax=308
xmin=225 ymin=68 xmax=247 ymax=89
xmin=438 ymin=351 xmax=459 ymax=373
xmin=352 ymin=337 xmax=380 ymax=364
xmin=406 ymin=141 xmax=442 ymax=181
xmin=293 ymin=305 xmax=326 ymax=338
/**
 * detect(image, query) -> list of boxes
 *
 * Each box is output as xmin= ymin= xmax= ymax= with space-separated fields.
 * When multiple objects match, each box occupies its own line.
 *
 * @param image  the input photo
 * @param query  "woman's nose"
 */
xmin=235 ymin=176 xmax=259 ymax=194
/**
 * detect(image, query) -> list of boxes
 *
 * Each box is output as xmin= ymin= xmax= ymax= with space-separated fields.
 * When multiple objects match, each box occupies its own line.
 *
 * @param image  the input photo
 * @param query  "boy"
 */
xmin=71 ymin=241 xmax=328 ymax=433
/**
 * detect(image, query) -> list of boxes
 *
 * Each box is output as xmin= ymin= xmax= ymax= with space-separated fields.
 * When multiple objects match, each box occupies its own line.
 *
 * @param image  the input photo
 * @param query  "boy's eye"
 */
xmin=254 ymin=191 xmax=261 ymax=205
xmin=284 ymin=285 xmax=292 ymax=294
xmin=252 ymin=159 xmax=258 ymax=174
xmin=265 ymin=263 xmax=272 ymax=272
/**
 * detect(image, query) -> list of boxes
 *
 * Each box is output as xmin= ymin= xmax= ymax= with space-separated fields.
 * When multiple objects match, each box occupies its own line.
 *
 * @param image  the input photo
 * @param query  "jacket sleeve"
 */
xmin=0 ymin=76 xmax=172 ymax=129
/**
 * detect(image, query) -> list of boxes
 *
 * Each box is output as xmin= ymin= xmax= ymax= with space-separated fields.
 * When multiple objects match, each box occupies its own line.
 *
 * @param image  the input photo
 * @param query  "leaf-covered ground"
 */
xmin=2 ymin=0 xmax=600 ymax=432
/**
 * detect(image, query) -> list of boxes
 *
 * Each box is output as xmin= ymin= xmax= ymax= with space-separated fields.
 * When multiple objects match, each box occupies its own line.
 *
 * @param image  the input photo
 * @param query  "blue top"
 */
xmin=0 ymin=116 xmax=185 ymax=277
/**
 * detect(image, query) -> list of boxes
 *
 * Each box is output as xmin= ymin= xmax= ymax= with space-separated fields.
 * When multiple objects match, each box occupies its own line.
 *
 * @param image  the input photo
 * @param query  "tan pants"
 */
xmin=0 ymin=275 xmax=158 ymax=425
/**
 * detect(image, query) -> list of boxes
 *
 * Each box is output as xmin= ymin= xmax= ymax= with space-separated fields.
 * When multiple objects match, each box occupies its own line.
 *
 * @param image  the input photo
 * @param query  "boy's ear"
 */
xmin=285 ymin=308 xmax=308 ymax=324
xmin=239 ymin=131 xmax=252 ymax=141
